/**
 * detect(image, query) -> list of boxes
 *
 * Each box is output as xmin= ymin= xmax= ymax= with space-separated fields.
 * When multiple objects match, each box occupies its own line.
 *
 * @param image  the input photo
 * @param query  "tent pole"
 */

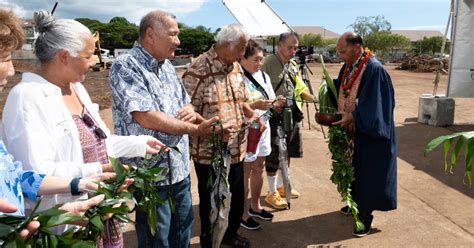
xmin=433 ymin=0 xmax=454 ymax=96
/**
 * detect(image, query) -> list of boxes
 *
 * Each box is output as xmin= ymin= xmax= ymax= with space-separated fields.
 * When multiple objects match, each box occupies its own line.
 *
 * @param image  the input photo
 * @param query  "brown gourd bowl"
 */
xmin=315 ymin=112 xmax=342 ymax=126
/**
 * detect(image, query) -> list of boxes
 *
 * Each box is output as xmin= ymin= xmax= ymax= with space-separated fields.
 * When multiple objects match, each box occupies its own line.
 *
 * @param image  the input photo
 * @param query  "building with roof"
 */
xmin=391 ymin=30 xmax=444 ymax=42
xmin=292 ymin=26 xmax=340 ymax=39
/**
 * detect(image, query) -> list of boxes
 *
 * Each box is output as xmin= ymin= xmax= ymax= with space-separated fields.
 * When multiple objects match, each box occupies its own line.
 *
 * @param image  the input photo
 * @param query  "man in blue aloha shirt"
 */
xmin=108 ymin=10 xmax=220 ymax=248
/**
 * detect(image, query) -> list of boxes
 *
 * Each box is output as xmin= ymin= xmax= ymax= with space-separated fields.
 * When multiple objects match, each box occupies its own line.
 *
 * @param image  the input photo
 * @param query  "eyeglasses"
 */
xmin=81 ymin=112 xmax=107 ymax=140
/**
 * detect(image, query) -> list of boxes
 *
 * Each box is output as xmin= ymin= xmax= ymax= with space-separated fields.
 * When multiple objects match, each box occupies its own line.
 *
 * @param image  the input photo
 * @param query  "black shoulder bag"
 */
xmin=243 ymin=68 xmax=270 ymax=100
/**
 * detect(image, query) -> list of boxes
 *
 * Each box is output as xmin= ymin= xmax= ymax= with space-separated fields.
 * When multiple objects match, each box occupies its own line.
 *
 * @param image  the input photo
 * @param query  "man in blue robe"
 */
xmin=333 ymin=32 xmax=397 ymax=237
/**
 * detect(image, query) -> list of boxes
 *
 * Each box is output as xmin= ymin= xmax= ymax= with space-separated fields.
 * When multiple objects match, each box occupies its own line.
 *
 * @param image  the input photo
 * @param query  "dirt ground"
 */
xmin=2 ymin=61 xmax=473 ymax=247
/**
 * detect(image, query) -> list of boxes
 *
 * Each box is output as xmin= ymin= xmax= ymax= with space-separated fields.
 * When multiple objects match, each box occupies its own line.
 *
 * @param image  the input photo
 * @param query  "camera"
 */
xmin=296 ymin=48 xmax=306 ymax=65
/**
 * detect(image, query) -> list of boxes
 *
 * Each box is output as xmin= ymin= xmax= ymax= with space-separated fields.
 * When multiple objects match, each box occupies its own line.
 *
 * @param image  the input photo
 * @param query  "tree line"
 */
xmin=75 ymin=17 xmax=215 ymax=56
xmin=76 ymin=16 xmax=448 ymax=60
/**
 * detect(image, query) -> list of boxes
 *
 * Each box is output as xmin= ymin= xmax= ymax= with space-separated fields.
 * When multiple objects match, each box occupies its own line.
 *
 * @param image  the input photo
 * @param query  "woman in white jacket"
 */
xmin=2 ymin=11 xmax=164 ymax=247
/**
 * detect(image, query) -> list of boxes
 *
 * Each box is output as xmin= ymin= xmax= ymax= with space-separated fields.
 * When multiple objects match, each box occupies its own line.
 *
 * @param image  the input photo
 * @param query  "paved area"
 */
xmin=99 ymin=64 xmax=474 ymax=247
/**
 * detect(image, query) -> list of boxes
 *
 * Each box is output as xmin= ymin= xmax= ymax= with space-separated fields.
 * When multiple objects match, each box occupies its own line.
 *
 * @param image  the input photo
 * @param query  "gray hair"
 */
xmin=278 ymin=32 xmax=299 ymax=45
xmin=33 ymin=10 xmax=91 ymax=62
xmin=215 ymin=24 xmax=249 ymax=47
xmin=139 ymin=10 xmax=176 ymax=40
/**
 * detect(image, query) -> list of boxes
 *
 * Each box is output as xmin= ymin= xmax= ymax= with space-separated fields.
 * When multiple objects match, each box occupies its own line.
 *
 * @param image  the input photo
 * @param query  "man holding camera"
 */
xmin=261 ymin=32 xmax=316 ymax=209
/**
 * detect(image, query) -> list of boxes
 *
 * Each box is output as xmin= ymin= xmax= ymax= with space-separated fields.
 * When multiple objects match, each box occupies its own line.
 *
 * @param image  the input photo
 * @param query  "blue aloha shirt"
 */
xmin=108 ymin=43 xmax=190 ymax=186
xmin=0 ymin=140 xmax=45 ymax=216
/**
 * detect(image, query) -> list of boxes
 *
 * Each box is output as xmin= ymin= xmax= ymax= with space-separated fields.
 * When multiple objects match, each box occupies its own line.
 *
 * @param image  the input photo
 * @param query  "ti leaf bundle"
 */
xmin=0 ymin=150 xmax=173 ymax=247
xmin=328 ymin=125 xmax=364 ymax=231
xmin=318 ymin=55 xmax=338 ymax=113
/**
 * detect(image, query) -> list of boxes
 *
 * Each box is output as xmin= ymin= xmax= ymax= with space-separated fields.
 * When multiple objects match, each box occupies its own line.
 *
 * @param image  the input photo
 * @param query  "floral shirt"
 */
xmin=108 ymin=43 xmax=191 ymax=186
xmin=0 ymin=140 xmax=45 ymax=216
xmin=182 ymin=46 xmax=248 ymax=164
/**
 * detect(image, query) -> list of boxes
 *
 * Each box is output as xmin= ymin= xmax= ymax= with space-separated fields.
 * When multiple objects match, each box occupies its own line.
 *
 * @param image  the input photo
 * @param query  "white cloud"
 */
xmin=0 ymin=0 xmax=28 ymax=17
xmin=2 ymin=0 xmax=208 ymax=23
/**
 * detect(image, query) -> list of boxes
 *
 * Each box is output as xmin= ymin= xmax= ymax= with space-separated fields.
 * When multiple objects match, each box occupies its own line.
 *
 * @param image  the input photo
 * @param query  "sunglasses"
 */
xmin=81 ymin=112 xmax=107 ymax=140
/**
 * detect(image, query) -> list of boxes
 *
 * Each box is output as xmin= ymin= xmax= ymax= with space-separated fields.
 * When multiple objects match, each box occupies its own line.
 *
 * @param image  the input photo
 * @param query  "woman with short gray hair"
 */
xmin=3 ymin=10 xmax=166 ymax=248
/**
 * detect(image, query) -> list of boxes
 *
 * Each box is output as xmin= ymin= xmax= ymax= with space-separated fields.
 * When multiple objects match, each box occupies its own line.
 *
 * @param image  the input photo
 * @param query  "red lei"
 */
xmin=340 ymin=49 xmax=373 ymax=97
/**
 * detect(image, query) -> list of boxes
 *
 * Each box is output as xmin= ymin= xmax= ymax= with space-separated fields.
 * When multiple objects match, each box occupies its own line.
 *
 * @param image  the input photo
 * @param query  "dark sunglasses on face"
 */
xmin=81 ymin=112 xmax=107 ymax=140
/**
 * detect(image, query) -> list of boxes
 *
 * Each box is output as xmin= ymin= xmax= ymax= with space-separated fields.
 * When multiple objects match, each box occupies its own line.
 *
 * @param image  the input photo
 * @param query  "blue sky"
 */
xmin=2 ymin=0 xmax=451 ymax=34
xmin=179 ymin=0 xmax=451 ymax=34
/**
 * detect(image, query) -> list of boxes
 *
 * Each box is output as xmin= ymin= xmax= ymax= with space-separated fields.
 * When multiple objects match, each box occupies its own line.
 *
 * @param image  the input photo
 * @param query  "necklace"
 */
xmin=340 ymin=49 xmax=372 ymax=97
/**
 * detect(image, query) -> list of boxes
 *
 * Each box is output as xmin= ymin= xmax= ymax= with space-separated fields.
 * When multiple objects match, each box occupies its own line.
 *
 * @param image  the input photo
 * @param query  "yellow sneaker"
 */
xmin=277 ymin=187 xmax=300 ymax=199
xmin=265 ymin=191 xmax=288 ymax=210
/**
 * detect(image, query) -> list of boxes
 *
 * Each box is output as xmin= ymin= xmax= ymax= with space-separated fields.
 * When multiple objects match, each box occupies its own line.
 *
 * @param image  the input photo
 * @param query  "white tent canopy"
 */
xmin=447 ymin=0 xmax=474 ymax=98
xmin=222 ymin=0 xmax=292 ymax=37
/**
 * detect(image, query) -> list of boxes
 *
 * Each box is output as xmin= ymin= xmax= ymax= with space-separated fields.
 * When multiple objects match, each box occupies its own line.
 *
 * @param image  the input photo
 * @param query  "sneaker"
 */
xmin=240 ymin=217 xmax=261 ymax=230
xmin=352 ymin=215 xmax=373 ymax=237
xmin=265 ymin=191 xmax=288 ymax=210
xmin=277 ymin=186 xmax=300 ymax=199
xmin=339 ymin=206 xmax=351 ymax=215
xmin=249 ymin=208 xmax=273 ymax=221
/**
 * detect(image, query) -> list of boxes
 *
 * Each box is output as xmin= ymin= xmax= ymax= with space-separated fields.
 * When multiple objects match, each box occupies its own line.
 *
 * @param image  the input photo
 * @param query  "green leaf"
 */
xmin=48 ymin=234 xmax=58 ymax=248
xmin=443 ymin=139 xmax=452 ymax=171
xmin=114 ymin=214 xmax=133 ymax=224
xmin=97 ymin=203 xmax=129 ymax=215
xmin=70 ymin=240 xmax=96 ymax=248
xmin=449 ymin=136 xmax=465 ymax=173
xmin=89 ymin=215 xmax=104 ymax=231
xmin=320 ymin=55 xmax=338 ymax=101
xmin=424 ymin=132 xmax=462 ymax=155
xmin=133 ymin=177 xmax=145 ymax=189
xmin=36 ymin=207 xmax=67 ymax=217
xmin=43 ymin=213 xmax=83 ymax=227
xmin=147 ymin=203 xmax=157 ymax=236
xmin=463 ymin=139 xmax=474 ymax=185
xmin=0 ymin=214 xmax=25 ymax=226
xmin=425 ymin=131 xmax=474 ymax=186
xmin=109 ymin=157 xmax=126 ymax=183
xmin=0 ymin=223 xmax=15 ymax=238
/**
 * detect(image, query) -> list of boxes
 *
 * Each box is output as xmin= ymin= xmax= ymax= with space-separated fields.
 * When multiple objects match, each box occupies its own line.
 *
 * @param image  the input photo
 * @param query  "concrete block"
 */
xmin=418 ymin=94 xmax=455 ymax=126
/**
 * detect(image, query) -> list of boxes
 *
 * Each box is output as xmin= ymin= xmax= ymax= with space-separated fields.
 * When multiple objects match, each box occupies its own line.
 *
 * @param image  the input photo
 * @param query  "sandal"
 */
xmin=222 ymin=234 xmax=250 ymax=248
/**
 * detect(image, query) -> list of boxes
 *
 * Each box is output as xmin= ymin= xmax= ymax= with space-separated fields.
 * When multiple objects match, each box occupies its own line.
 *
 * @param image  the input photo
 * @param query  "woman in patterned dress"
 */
xmin=0 ymin=8 xmax=127 ymax=241
xmin=2 ymin=10 xmax=166 ymax=247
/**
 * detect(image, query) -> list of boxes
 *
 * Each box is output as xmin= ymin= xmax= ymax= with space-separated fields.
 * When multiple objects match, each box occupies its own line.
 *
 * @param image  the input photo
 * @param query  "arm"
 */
xmin=249 ymin=99 xmax=273 ymax=111
xmin=73 ymin=83 xmax=167 ymax=159
xmin=300 ymin=90 xmax=317 ymax=102
xmin=18 ymin=169 xmax=116 ymax=199
xmin=109 ymin=61 xmax=209 ymax=137
xmin=36 ymin=172 xmax=116 ymax=196
xmin=242 ymin=102 xmax=266 ymax=132
xmin=132 ymin=111 xmax=200 ymax=136
xmin=2 ymin=86 xmax=103 ymax=177
xmin=176 ymin=104 xmax=197 ymax=123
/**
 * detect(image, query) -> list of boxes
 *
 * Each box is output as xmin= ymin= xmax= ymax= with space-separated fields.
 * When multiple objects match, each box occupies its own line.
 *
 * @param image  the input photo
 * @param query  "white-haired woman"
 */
xmin=2 ymin=11 xmax=165 ymax=247
xmin=0 ymin=9 xmax=132 ymax=242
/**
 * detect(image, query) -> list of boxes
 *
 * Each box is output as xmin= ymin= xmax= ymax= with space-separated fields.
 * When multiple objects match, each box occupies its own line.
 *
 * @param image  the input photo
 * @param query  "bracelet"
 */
xmin=70 ymin=177 xmax=82 ymax=196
